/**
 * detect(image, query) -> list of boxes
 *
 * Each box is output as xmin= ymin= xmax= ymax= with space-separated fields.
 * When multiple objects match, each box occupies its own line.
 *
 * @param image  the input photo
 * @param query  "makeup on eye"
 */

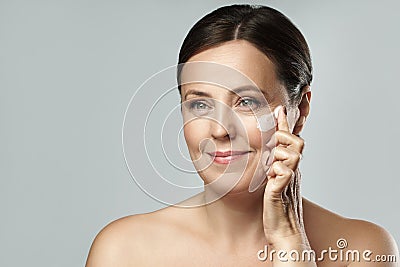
xmin=183 ymin=96 xmax=267 ymax=117
xmin=236 ymin=97 xmax=262 ymax=111
xmin=184 ymin=98 xmax=214 ymax=116
xmin=189 ymin=100 xmax=212 ymax=110
xmin=183 ymin=84 xmax=273 ymax=101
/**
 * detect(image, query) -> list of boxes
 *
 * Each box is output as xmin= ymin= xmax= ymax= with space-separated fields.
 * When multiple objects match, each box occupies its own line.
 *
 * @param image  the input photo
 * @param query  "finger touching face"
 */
xmin=180 ymin=40 xmax=287 ymax=194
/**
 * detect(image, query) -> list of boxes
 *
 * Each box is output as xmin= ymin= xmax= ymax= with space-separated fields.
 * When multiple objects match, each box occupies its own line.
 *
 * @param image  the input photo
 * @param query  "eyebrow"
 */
xmin=184 ymin=85 xmax=268 ymax=100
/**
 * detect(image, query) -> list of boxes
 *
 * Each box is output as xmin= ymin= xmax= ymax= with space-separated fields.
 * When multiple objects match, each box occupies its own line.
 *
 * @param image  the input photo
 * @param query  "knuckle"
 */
xmin=293 ymin=152 xmax=301 ymax=162
xmin=283 ymin=166 xmax=293 ymax=176
xmin=270 ymin=161 xmax=278 ymax=170
xmin=274 ymin=146 xmax=283 ymax=154
xmin=274 ymin=160 xmax=283 ymax=169
xmin=296 ymin=138 xmax=305 ymax=151
xmin=272 ymin=161 xmax=284 ymax=172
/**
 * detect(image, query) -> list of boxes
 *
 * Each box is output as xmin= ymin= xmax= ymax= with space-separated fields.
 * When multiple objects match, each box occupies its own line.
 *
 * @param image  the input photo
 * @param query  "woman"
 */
xmin=86 ymin=4 xmax=399 ymax=266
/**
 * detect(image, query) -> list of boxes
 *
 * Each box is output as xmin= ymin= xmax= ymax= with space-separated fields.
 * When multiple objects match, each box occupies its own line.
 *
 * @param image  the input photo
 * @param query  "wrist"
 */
xmin=267 ymin=233 xmax=310 ymax=251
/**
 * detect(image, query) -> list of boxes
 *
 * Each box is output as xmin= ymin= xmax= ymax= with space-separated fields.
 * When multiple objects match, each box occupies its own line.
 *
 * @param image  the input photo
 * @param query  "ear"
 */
xmin=292 ymin=86 xmax=311 ymax=136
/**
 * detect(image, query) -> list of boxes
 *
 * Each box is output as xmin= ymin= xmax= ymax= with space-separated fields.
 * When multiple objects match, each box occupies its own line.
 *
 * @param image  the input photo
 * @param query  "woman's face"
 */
xmin=180 ymin=40 xmax=287 ymax=194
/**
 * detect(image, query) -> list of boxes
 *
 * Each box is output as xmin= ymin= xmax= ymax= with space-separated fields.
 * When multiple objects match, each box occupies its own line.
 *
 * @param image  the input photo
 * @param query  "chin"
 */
xmin=198 ymin=161 xmax=265 ymax=197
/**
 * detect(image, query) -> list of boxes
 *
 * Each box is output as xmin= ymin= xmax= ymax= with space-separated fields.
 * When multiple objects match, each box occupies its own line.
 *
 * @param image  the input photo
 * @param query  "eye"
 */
xmin=190 ymin=101 xmax=211 ymax=110
xmin=237 ymin=97 xmax=261 ymax=110
xmin=183 ymin=99 xmax=214 ymax=116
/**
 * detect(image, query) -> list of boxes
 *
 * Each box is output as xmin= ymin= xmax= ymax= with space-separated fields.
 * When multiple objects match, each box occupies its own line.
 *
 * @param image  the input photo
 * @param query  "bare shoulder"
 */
xmin=85 ymin=206 xmax=199 ymax=267
xmin=303 ymin=198 xmax=399 ymax=266
xmin=85 ymin=213 xmax=158 ymax=267
xmin=343 ymin=218 xmax=399 ymax=266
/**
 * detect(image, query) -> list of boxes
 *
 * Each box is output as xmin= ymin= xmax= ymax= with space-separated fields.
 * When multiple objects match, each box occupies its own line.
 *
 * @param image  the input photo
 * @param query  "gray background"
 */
xmin=1 ymin=0 xmax=399 ymax=266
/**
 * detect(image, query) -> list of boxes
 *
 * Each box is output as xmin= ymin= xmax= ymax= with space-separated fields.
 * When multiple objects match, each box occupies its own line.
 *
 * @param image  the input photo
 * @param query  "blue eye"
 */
xmin=190 ymin=101 xmax=211 ymax=110
xmin=190 ymin=101 xmax=208 ymax=109
xmin=184 ymin=100 xmax=214 ymax=116
xmin=238 ymin=98 xmax=260 ymax=109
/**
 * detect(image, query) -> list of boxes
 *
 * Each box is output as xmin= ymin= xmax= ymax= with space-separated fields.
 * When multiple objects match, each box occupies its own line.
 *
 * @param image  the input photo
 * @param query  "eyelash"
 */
xmin=186 ymin=97 xmax=261 ymax=114
xmin=189 ymin=100 xmax=212 ymax=110
xmin=237 ymin=97 xmax=261 ymax=110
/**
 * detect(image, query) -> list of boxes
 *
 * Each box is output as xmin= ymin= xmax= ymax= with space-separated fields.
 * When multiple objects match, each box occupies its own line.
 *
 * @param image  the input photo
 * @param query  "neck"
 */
xmin=201 ymin=186 xmax=267 ymax=246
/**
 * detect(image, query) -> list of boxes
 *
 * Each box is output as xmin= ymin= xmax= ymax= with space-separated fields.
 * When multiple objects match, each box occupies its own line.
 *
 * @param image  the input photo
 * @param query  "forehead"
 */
xmin=181 ymin=40 xmax=281 ymax=96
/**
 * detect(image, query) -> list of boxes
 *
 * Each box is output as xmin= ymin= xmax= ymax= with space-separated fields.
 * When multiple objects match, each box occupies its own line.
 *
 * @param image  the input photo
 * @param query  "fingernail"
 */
xmin=273 ymin=105 xmax=282 ymax=119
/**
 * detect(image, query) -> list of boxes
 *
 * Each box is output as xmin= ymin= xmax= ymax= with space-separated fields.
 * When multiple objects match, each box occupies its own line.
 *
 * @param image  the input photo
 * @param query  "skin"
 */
xmin=86 ymin=40 xmax=399 ymax=267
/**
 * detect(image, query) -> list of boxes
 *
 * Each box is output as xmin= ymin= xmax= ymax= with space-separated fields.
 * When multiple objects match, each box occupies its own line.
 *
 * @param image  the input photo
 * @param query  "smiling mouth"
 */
xmin=206 ymin=151 xmax=251 ymax=164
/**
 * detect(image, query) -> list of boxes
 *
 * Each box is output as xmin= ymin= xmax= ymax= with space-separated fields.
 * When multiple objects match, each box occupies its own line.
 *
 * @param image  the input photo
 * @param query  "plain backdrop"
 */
xmin=1 ymin=0 xmax=399 ymax=266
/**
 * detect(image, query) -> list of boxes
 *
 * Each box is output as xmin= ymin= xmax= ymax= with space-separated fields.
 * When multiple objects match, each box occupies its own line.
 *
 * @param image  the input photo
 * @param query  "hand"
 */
xmin=262 ymin=105 xmax=308 ymax=248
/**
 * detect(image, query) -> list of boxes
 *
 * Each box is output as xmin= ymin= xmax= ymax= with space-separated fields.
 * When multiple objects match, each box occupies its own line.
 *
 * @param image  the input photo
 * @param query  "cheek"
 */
xmin=240 ymin=117 xmax=264 ymax=150
xmin=183 ymin=120 xmax=207 ymax=154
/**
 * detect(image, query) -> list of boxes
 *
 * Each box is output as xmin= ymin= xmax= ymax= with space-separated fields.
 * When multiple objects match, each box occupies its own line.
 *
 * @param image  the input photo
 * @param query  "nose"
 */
xmin=210 ymin=103 xmax=237 ymax=140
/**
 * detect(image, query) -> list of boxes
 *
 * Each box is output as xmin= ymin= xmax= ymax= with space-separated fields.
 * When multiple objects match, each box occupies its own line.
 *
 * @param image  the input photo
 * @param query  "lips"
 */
xmin=207 ymin=150 xmax=250 ymax=164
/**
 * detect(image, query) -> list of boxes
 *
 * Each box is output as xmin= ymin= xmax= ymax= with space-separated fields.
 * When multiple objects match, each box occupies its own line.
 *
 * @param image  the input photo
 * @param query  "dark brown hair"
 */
xmin=177 ymin=4 xmax=313 ymax=106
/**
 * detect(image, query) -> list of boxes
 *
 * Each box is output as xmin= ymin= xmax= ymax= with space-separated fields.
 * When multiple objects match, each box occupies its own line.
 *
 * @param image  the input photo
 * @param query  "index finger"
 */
xmin=275 ymin=105 xmax=289 ymax=132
